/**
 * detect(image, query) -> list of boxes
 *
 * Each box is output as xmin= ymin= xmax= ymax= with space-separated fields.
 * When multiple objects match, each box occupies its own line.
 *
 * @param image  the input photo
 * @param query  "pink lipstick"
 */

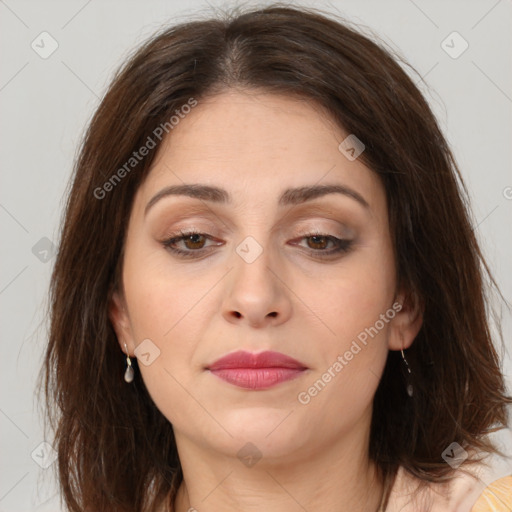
xmin=206 ymin=350 xmax=308 ymax=390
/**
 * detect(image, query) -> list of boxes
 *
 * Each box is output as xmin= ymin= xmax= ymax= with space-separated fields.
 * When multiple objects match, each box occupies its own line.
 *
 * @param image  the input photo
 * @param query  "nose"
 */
xmin=221 ymin=239 xmax=293 ymax=329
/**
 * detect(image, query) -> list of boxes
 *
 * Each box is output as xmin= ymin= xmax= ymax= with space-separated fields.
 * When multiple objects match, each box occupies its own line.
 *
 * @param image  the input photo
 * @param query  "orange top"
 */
xmin=471 ymin=476 xmax=512 ymax=512
xmin=385 ymin=465 xmax=512 ymax=512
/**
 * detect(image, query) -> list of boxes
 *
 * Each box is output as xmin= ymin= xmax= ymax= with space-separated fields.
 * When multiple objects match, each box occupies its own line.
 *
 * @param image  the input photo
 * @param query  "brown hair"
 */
xmin=39 ymin=4 xmax=511 ymax=511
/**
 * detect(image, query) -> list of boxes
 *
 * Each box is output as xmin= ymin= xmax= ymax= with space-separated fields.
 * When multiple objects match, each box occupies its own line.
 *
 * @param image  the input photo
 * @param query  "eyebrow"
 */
xmin=144 ymin=183 xmax=370 ymax=216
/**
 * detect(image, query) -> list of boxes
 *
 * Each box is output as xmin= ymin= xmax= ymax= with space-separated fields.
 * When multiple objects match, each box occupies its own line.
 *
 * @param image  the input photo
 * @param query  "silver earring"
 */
xmin=124 ymin=343 xmax=134 ymax=383
xmin=401 ymin=347 xmax=413 ymax=397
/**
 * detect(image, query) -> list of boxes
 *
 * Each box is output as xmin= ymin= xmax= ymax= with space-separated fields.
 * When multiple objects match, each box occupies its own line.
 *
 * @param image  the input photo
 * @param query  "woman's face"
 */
xmin=110 ymin=90 xmax=419 ymax=464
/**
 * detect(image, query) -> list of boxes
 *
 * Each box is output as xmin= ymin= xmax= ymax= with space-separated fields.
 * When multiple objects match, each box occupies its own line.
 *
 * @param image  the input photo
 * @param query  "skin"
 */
xmin=109 ymin=89 xmax=423 ymax=512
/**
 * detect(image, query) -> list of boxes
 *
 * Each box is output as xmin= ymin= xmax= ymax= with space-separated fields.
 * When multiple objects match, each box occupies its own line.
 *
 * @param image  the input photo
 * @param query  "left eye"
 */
xmin=291 ymin=232 xmax=353 ymax=258
xmin=297 ymin=234 xmax=337 ymax=251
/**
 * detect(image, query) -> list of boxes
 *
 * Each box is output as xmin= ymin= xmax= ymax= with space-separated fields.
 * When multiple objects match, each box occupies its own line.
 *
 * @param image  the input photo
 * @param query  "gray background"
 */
xmin=1 ymin=0 xmax=511 ymax=510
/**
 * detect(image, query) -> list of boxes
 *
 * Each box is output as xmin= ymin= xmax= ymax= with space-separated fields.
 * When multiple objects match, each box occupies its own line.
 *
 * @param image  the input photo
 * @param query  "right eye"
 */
xmin=161 ymin=229 xmax=222 ymax=258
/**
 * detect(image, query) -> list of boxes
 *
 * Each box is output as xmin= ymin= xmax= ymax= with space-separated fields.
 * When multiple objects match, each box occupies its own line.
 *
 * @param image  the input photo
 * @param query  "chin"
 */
xmin=206 ymin=407 xmax=309 ymax=460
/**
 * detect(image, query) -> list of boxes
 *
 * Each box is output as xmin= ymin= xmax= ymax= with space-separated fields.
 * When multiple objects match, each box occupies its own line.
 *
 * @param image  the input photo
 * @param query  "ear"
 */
xmin=109 ymin=290 xmax=135 ymax=356
xmin=387 ymin=286 xmax=424 ymax=351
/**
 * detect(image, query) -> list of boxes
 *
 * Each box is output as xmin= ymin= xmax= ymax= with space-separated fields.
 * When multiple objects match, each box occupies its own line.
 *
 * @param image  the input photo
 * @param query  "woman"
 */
xmin=40 ymin=5 xmax=511 ymax=511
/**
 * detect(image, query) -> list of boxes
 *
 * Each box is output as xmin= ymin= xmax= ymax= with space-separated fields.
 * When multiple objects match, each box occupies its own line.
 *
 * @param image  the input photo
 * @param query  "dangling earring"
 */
xmin=124 ymin=343 xmax=134 ymax=383
xmin=400 ymin=344 xmax=413 ymax=397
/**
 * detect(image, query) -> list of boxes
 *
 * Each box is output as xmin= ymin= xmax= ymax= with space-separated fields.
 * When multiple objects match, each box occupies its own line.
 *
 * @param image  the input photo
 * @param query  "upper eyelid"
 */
xmin=149 ymin=202 xmax=363 ymax=228
xmin=158 ymin=213 xmax=356 ymax=236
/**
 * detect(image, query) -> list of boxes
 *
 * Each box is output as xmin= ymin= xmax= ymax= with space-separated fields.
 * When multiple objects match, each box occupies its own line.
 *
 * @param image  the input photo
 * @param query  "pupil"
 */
xmin=310 ymin=235 xmax=326 ymax=249
xmin=187 ymin=234 xmax=203 ymax=248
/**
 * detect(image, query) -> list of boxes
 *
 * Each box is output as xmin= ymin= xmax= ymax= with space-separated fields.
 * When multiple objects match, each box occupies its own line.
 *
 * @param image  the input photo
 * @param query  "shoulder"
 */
xmin=385 ymin=461 xmax=512 ymax=512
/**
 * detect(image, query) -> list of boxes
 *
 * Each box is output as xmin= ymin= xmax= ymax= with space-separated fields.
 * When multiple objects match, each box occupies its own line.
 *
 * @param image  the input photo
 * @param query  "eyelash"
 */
xmin=161 ymin=229 xmax=353 ymax=260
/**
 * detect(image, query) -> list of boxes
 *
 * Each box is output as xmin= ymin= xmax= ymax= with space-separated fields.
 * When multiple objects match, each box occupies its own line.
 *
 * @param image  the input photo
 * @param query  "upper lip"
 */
xmin=207 ymin=350 xmax=308 ymax=370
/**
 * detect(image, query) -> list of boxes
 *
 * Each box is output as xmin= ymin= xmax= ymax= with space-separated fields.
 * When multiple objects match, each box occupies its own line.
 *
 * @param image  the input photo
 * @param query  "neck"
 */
xmin=171 ymin=418 xmax=384 ymax=512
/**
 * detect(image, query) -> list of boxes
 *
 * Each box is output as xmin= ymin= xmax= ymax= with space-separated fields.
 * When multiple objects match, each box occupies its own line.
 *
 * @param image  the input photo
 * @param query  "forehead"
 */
xmin=132 ymin=90 xmax=385 ymax=217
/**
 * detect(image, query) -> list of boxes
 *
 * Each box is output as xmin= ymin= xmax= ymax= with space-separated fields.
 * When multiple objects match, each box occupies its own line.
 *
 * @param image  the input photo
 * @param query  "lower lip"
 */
xmin=208 ymin=367 xmax=306 ymax=390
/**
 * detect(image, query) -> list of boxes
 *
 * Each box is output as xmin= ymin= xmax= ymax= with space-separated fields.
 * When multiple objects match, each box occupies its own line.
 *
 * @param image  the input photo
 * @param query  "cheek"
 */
xmin=295 ymin=273 xmax=393 ymax=419
xmin=293 ymin=238 xmax=395 ymax=403
xmin=122 ymin=240 xmax=206 ymax=335
xmin=121 ymin=248 xmax=212 ymax=426
xmin=121 ymin=244 xmax=210 ymax=380
xmin=305 ymin=243 xmax=395 ymax=343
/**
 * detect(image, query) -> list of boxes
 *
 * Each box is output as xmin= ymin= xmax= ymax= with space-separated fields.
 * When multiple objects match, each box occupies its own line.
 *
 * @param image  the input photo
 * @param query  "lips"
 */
xmin=206 ymin=350 xmax=308 ymax=390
